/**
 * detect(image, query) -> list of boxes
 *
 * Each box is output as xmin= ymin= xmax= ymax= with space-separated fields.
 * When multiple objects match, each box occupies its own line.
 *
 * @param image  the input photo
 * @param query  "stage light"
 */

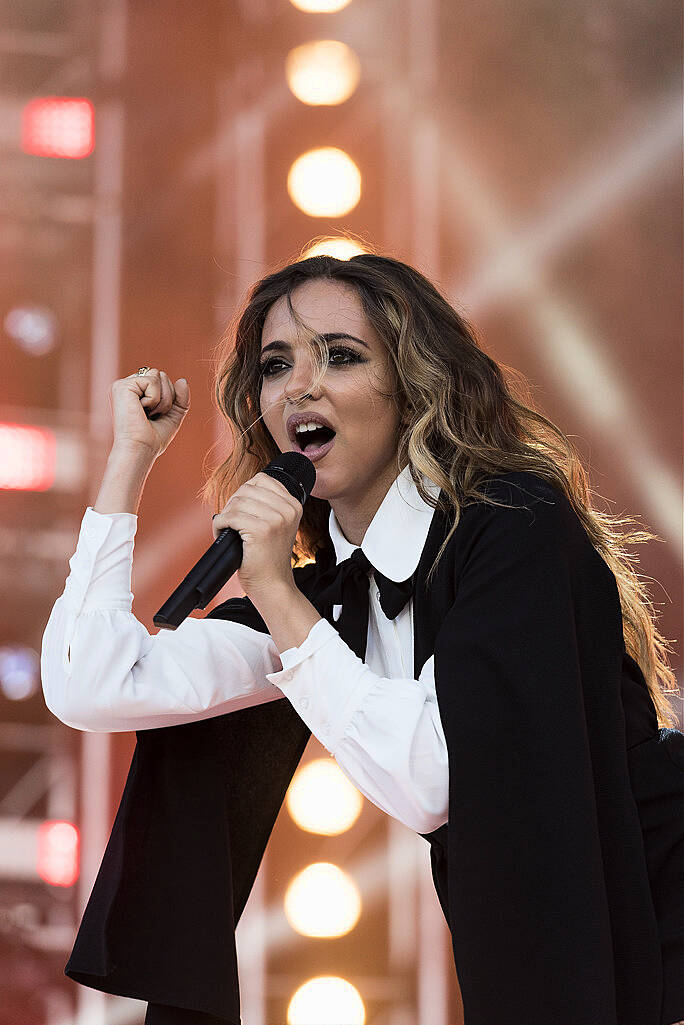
xmin=284 ymin=862 xmax=362 ymax=937
xmin=289 ymin=0 xmax=352 ymax=11
xmin=285 ymin=40 xmax=361 ymax=106
xmin=287 ymin=976 xmax=365 ymax=1025
xmin=36 ymin=821 xmax=79 ymax=888
xmin=0 ymin=646 xmax=41 ymax=701
xmin=301 ymin=238 xmax=367 ymax=259
xmin=21 ymin=97 xmax=95 ymax=159
xmin=286 ymin=757 xmax=363 ymax=834
xmin=0 ymin=423 xmax=56 ymax=491
xmin=4 ymin=305 xmax=58 ymax=356
xmin=287 ymin=147 xmax=361 ymax=217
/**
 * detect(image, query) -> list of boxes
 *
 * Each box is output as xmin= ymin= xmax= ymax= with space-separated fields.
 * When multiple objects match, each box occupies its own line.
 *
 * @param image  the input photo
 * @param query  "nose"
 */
xmin=283 ymin=355 xmax=322 ymax=405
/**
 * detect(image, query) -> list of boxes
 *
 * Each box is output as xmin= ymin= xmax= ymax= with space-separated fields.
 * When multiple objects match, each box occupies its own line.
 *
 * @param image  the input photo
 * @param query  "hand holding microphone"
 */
xmin=210 ymin=471 xmax=307 ymax=600
xmin=154 ymin=451 xmax=316 ymax=630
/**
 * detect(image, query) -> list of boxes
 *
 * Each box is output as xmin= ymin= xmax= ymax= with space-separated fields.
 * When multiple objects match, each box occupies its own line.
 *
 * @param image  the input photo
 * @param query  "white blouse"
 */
xmin=40 ymin=465 xmax=449 ymax=834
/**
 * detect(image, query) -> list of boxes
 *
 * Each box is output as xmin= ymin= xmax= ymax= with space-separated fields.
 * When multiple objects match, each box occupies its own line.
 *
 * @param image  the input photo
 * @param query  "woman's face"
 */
xmin=259 ymin=278 xmax=404 ymax=520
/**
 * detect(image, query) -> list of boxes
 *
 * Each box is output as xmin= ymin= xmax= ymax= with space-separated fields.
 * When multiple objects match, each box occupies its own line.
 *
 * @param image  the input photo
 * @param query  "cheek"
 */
xmin=259 ymin=387 xmax=278 ymax=421
xmin=259 ymin=397 xmax=282 ymax=443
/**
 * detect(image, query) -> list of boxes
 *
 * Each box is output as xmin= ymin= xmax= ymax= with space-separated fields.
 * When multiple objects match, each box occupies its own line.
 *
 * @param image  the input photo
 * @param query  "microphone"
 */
xmin=153 ymin=451 xmax=316 ymax=630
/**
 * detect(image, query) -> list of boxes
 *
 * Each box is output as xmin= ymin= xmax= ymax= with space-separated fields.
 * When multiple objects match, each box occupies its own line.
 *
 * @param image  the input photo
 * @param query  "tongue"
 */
xmin=303 ymin=437 xmax=323 ymax=451
xmin=301 ymin=427 xmax=334 ymax=451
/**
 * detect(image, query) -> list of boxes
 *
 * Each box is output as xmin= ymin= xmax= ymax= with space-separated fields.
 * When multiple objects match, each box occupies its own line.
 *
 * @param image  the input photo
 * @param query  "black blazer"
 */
xmin=64 ymin=471 xmax=684 ymax=1025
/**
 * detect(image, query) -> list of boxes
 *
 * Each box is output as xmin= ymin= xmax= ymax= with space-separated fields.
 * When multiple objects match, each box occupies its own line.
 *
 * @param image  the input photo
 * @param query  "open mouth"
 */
xmin=293 ymin=425 xmax=337 ymax=461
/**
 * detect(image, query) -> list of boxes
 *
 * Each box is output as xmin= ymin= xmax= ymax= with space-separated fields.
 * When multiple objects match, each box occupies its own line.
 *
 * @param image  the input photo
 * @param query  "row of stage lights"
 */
xmin=284 ymin=0 xmax=368 ymax=263
xmin=283 ymin=758 xmax=367 ymax=1024
xmin=278 ymin=7 xmax=369 ymax=1024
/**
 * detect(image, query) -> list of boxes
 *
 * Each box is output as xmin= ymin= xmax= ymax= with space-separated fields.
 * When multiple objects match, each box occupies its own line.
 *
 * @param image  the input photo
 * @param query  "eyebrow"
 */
xmin=260 ymin=332 xmax=370 ymax=357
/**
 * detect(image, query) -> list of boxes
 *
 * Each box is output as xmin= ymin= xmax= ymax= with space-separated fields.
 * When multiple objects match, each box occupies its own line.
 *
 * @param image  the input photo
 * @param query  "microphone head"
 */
xmin=265 ymin=450 xmax=317 ymax=503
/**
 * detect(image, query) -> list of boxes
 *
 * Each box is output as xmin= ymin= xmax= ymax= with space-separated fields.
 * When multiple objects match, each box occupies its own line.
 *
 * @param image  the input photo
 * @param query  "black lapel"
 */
xmin=410 ymin=489 xmax=459 ymax=921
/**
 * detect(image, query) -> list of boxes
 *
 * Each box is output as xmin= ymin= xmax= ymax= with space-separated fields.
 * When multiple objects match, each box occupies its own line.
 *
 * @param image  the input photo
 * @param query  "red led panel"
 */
xmin=21 ymin=97 xmax=95 ymax=159
xmin=0 ymin=423 xmax=56 ymax=491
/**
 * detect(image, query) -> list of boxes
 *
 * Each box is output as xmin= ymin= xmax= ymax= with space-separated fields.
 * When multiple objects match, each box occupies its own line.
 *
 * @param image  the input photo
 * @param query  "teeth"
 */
xmin=295 ymin=421 xmax=327 ymax=433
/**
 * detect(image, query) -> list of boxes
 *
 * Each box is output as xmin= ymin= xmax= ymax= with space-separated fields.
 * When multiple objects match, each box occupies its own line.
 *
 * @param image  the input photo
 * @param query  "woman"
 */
xmin=41 ymin=253 xmax=683 ymax=1025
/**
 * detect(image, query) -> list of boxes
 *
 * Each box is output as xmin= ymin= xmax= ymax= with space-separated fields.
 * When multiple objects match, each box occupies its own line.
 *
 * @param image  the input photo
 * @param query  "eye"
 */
xmin=259 ymin=345 xmax=364 ymax=377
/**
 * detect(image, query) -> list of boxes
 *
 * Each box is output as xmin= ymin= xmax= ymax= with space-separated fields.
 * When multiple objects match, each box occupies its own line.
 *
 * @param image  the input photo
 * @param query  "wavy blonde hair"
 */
xmin=199 ymin=251 xmax=680 ymax=730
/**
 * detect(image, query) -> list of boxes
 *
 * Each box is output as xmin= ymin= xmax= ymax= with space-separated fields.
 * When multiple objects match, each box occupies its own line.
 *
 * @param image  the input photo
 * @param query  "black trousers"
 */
xmin=144 ymin=1001 xmax=235 ymax=1024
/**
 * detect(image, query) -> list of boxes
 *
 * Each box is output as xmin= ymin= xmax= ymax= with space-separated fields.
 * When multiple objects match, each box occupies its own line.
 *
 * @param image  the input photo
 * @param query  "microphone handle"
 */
xmin=152 ymin=527 xmax=243 ymax=629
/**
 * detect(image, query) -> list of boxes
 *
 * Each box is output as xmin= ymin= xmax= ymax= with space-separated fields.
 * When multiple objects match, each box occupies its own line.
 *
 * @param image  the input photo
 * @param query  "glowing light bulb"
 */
xmin=301 ymin=237 xmax=368 ymax=260
xmin=286 ymin=757 xmax=363 ymax=834
xmin=289 ymin=0 xmax=353 ymax=12
xmin=287 ymin=975 xmax=365 ymax=1025
xmin=286 ymin=40 xmax=361 ymax=106
xmin=284 ymin=862 xmax=361 ymax=937
xmin=287 ymin=147 xmax=361 ymax=217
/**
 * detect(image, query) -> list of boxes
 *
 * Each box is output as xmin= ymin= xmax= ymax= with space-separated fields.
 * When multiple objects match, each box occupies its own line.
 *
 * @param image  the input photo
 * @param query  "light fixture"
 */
xmin=284 ymin=861 xmax=362 ymax=937
xmin=286 ymin=757 xmax=363 ymax=834
xmin=285 ymin=40 xmax=361 ymax=106
xmin=287 ymin=147 xmax=361 ymax=217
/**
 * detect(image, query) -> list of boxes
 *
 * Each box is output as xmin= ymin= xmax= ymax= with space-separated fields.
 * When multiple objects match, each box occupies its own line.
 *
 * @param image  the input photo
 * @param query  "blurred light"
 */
xmin=4 ymin=305 xmax=58 ymax=356
xmin=289 ymin=0 xmax=353 ymax=10
xmin=21 ymin=97 xmax=95 ymax=159
xmin=302 ymin=238 xmax=367 ymax=260
xmin=0 ymin=646 xmax=41 ymax=701
xmin=285 ymin=40 xmax=361 ymax=105
xmin=286 ymin=757 xmax=363 ymax=834
xmin=288 ymin=976 xmax=365 ymax=1025
xmin=287 ymin=147 xmax=361 ymax=217
xmin=0 ymin=423 xmax=56 ymax=491
xmin=284 ymin=862 xmax=361 ymax=937
xmin=37 ymin=821 xmax=79 ymax=887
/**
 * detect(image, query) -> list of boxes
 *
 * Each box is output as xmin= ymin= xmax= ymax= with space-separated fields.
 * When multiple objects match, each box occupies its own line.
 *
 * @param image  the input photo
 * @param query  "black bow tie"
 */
xmin=314 ymin=547 xmax=416 ymax=661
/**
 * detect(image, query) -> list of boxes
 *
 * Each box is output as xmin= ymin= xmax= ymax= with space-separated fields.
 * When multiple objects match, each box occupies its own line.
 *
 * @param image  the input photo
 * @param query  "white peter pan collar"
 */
xmin=327 ymin=464 xmax=440 ymax=582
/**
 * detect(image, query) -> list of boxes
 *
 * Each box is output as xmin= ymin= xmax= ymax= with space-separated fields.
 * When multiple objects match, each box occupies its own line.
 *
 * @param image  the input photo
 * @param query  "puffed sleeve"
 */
xmin=432 ymin=476 xmax=664 ymax=1025
xmin=265 ymin=616 xmax=448 ymax=833
xmin=41 ymin=506 xmax=285 ymax=732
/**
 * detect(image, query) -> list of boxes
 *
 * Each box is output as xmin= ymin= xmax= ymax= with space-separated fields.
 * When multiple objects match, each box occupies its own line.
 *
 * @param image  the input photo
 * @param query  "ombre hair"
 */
xmin=198 ymin=250 xmax=680 ymax=729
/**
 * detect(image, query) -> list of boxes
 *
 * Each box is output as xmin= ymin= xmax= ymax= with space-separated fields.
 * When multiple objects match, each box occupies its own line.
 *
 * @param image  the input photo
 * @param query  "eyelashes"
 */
xmin=259 ymin=345 xmax=365 ymax=378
